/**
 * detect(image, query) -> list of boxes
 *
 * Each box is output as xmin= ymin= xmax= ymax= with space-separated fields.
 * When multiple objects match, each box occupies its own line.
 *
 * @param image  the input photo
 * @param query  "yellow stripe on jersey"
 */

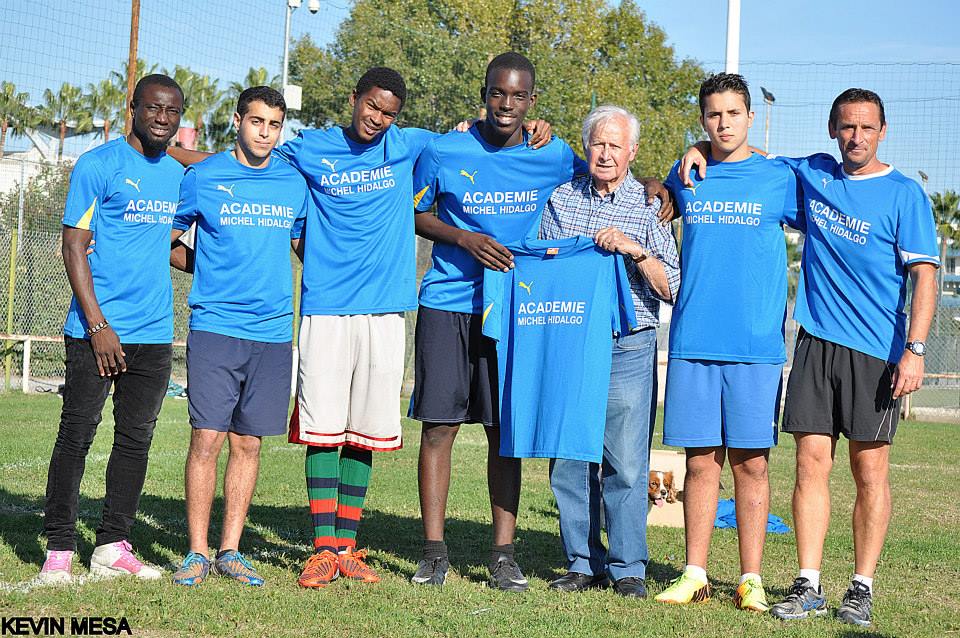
xmin=482 ymin=302 xmax=494 ymax=327
xmin=413 ymin=185 xmax=430 ymax=208
xmin=76 ymin=198 xmax=97 ymax=230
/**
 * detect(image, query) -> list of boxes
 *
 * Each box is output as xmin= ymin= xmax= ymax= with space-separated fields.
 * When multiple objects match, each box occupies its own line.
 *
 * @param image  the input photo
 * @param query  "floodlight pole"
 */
xmin=125 ymin=0 xmax=140 ymax=135
xmin=725 ymin=0 xmax=741 ymax=74
xmin=281 ymin=0 xmax=301 ymax=143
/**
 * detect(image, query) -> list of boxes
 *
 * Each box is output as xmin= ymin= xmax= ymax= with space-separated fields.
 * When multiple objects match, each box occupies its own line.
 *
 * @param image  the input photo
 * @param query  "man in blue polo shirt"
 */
xmin=678 ymin=88 xmax=940 ymax=628
xmin=40 ymin=74 xmax=184 ymax=584
xmin=656 ymin=73 xmax=803 ymax=612
xmin=169 ymin=86 xmax=308 ymax=588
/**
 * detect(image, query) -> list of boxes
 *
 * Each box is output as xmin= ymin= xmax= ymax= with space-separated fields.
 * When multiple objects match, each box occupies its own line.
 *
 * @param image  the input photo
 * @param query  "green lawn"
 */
xmin=0 ymin=393 xmax=958 ymax=637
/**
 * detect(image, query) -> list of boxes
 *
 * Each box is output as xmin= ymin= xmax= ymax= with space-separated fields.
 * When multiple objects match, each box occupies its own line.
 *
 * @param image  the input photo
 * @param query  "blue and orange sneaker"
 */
xmin=172 ymin=552 xmax=210 ymax=586
xmin=213 ymin=550 xmax=264 ymax=587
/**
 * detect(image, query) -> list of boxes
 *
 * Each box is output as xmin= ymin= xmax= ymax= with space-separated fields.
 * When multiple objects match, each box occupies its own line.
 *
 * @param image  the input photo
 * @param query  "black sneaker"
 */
xmin=411 ymin=556 xmax=449 ymax=586
xmin=488 ymin=556 xmax=529 ymax=592
xmin=837 ymin=581 xmax=872 ymax=627
xmin=770 ymin=577 xmax=828 ymax=620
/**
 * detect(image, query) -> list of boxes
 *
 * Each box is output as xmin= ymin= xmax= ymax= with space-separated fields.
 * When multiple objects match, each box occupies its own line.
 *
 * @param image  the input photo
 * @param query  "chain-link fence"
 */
xmin=0 ymin=3 xmax=957 ymax=418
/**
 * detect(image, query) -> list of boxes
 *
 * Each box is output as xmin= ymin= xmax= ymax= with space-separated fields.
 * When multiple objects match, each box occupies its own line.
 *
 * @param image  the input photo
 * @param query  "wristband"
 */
xmin=632 ymin=249 xmax=648 ymax=264
xmin=87 ymin=320 xmax=109 ymax=336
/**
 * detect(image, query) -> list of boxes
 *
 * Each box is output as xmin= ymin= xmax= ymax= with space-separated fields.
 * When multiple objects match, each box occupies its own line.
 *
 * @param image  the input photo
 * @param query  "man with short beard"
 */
xmin=40 ymin=74 xmax=184 ymax=584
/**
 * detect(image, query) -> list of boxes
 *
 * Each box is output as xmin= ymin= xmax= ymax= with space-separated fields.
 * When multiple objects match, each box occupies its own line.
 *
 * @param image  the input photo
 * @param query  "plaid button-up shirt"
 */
xmin=539 ymin=172 xmax=680 ymax=329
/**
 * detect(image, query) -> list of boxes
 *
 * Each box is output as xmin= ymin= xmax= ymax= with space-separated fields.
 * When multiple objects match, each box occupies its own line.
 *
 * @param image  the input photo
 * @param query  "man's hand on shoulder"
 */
xmin=523 ymin=120 xmax=552 ymax=149
xmin=891 ymin=350 xmax=924 ymax=399
xmin=679 ymin=141 xmax=711 ymax=187
xmin=636 ymin=177 xmax=675 ymax=223
xmin=457 ymin=231 xmax=514 ymax=272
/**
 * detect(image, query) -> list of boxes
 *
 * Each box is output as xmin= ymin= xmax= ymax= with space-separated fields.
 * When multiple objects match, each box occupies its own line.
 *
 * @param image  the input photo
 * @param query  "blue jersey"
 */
xmin=62 ymin=138 xmax=182 ymax=343
xmin=173 ymin=151 xmax=308 ymax=342
xmin=414 ymin=125 xmax=586 ymax=314
xmin=275 ymin=125 xmax=435 ymax=315
xmin=775 ymin=154 xmax=940 ymax=362
xmin=482 ymin=237 xmax=637 ymax=462
xmin=665 ymin=153 xmax=803 ymax=363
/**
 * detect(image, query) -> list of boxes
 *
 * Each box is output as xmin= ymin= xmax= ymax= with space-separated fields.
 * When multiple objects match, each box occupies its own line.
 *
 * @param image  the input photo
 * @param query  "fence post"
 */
xmin=21 ymin=338 xmax=30 ymax=394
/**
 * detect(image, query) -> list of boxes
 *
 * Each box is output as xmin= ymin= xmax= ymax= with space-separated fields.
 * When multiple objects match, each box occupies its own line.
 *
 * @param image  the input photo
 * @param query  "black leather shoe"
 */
xmin=613 ymin=577 xmax=648 ymax=598
xmin=548 ymin=571 xmax=610 ymax=592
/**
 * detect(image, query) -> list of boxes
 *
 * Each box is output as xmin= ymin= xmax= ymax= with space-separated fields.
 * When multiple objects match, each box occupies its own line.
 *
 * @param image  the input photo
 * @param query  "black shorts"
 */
xmin=781 ymin=329 xmax=899 ymax=443
xmin=408 ymin=305 xmax=499 ymax=427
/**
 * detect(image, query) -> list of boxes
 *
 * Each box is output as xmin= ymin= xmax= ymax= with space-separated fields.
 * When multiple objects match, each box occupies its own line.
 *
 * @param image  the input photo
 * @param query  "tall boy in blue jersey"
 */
xmin=169 ymin=87 xmax=308 ymax=587
xmin=409 ymin=52 xmax=588 ymax=590
xmin=678 ymin=89 xmax=939 ymax=627
xmin=39 ymin=75 xmax=184 ymax=584
xmin=656 ymin=74 xmax=803 ymax=612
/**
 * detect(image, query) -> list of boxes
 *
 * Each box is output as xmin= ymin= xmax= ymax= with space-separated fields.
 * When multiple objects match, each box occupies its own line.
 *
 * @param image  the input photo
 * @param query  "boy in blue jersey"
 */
xmin=409 ymin=52 xmax=588 ymax=590
xmin=656 ymin=74 xmax=803 ymax=612
xmin=169 ymin=87 xmax=308 ymax=588
xmin=39 ymin=75 xmax=184 ymax=584
xmin=678 ymin=89 xmax=939 ymax=628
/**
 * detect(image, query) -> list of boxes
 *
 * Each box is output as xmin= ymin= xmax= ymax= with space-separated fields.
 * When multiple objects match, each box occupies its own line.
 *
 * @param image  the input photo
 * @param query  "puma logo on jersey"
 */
xmin=217 ymin=183 xmax=235 ymax=198
xmin=822 ymin=177 xmax=833 ymax=189
xmin=460 ymin=169 xmax=478 ymax=184
xmin=684 ymin=182 xmax=699 ymax=196
xmin=125 ymin=178 xmax=141 ymax=193
xmin=321 ymin=158 xmax=338 ymax=171
xmin=518 ymin=281 xmax=533 ymax=295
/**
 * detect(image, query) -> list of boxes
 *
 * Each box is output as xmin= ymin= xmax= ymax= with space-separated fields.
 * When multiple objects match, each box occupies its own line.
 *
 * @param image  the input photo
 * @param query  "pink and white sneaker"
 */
xmin=90 ymin=540 xmax=162 ymax=580
xmin=37 ymin=550 xmax=74 ymax=584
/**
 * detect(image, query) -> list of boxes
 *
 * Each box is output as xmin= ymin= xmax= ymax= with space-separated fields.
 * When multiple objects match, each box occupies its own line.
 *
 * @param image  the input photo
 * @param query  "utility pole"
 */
xmin=725 ymin=0 xmax=741 ymax=74
xmin=125 ymin=0 xmax=141 ymax=135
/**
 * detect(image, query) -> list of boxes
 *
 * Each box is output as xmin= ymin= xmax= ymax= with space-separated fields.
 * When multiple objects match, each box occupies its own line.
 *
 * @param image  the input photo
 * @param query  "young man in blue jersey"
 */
xmin=655 ymin=73 xmax=803 ymax=612
xmin=39 ymin=74 xmax=184 ymax=584
xmin=678 ymin=88 xmax=939 ymax=627
xmin=409 ymin=52 xmax=589 ymax=590
xmin=168 ymin=87 xmax=309 ymax=588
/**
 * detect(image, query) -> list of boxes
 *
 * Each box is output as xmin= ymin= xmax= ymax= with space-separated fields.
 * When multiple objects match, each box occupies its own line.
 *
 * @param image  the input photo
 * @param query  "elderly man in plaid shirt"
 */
xmin=540 ymin=105 xmax=680 ymax=598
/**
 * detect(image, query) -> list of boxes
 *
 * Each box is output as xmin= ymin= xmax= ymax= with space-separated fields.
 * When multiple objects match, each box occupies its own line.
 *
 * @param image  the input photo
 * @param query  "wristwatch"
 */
xmin=905 ymin=341 xmax=926 ymax=356
xmin=632 ymin=248 xmax=648 ymax=264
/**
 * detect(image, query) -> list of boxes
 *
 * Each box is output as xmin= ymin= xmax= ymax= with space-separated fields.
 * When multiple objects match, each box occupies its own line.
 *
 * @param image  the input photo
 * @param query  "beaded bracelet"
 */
xmin=87 ymin=321 xmax=110 ymax=336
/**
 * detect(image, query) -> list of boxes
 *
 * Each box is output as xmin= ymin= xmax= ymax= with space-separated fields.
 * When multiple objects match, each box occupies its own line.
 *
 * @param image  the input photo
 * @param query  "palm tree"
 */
xmin=0 ymin=81 xmax=31 ymax=158
xmin=86 ymin=79 xmax=125 ymax=143
xmin=209 ymin=67 xmax=281 ymax=151
xmin=931 ymin=189 xmax=960 ymax=308
xmin=39 ymin=83 xmax=92 ymax=162
xmin=165 ymin=66 xmax=222 ymax=150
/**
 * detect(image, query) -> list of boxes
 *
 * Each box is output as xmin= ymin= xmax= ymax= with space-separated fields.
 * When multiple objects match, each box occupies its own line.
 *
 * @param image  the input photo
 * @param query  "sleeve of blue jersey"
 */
xmin=897 ymin=181 xmax=941 ymax=267
xmin=402 ymin=127 xmax=440 ymax=159
xmin=291 ymin=186 xmax=311 ymax=240
xmin=780 ymin=164 xmax=806 ymax=232
xmin=62 ymin=153 xmax=107 ymax=228
xmin=481 ymin=269 xmax=505 ymax=342
xmin=173 ymin=167 xmax=200 ymax=231
xmin=663 ymin=160 xmax=683 ymax=198
xmin=612 ymin=257 xmax=639 ymax=333
xmin=412 ymin=138 xmax=441 ymax=212
xmin=272 ymin=131 xmax=306 ymax=169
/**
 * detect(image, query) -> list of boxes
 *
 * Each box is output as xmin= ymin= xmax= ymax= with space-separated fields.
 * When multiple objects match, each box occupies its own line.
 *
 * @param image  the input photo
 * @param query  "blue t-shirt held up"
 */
xmin=62 ymin=138 xmax=183 ymax=343
xmin=665 ymin=153 xmax=803 ymax=363
xmin=482 ymin=237 xmax=637 ymax=463
xmin=173 ymin=151 xmax=308 ymax=343
xmin=275 ymin=125 xmax=436 ymax=315
xmin=776 ymin=154 xmax=940 ymax=362
xmin=414 ymin=125 xmax=587 ymax=314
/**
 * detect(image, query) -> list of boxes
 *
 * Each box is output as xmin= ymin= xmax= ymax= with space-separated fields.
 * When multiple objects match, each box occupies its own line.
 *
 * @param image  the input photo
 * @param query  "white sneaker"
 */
xmin=37 ymin=550 xmax=74 ymax=584
xmin=90 ymin=540 xmax=162 ymax=580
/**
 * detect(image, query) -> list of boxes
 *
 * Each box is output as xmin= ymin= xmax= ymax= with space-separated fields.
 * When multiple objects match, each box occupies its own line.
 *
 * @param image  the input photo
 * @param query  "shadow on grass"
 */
xmin=1 ymin=486 xmax=680 ymax=587
xmin=837 ymin=631 xmax=894 ymax=638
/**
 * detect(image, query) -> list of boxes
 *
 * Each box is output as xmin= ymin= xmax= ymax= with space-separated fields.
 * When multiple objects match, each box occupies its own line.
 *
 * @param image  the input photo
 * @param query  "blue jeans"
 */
xmin=549 ymin=328 xmax=657 ymax=580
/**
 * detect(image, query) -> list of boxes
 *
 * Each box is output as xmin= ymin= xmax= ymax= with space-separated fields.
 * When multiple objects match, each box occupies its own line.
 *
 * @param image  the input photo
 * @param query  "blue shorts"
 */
xmin=186 ymin=330 xmax=292 ymax=436
xmin=663 ymin=359 xmax=782 ymax=449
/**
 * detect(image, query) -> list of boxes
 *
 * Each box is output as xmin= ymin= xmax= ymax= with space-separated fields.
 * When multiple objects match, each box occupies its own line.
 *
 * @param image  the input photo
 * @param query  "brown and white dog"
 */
xmin=648 ymin=470 xmax=678 ymax=508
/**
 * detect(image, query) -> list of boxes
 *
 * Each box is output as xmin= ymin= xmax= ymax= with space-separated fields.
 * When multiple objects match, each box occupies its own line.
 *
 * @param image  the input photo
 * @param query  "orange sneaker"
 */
xmin=298 ymin=550 xmax=339 ymax=588
xmin=337 ymin=548 xmax=380 ymax=583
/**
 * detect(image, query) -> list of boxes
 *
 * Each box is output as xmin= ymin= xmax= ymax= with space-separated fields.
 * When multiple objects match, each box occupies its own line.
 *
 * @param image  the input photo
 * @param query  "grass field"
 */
xmin=0 ymin=394 xmax=958 ymax=637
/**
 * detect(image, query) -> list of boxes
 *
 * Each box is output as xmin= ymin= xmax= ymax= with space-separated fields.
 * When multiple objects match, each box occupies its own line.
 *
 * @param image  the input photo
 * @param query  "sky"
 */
xmin=1 ymin=0 xmax=957 ymax=191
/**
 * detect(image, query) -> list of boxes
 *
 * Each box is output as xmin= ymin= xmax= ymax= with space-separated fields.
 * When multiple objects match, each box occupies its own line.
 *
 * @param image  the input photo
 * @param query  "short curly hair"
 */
xmin=355 ymin=67 xmax=407 ymax=110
